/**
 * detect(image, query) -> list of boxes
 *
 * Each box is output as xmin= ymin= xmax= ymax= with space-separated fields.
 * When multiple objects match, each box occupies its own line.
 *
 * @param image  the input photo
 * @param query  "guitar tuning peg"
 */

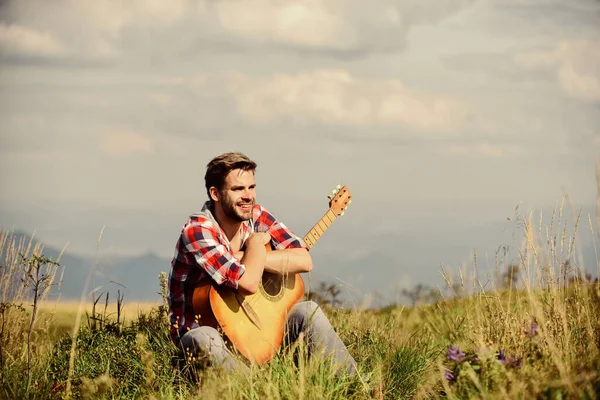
xmin=348 ymin=199 xmax=352 ymax=204
xmin=331 ymin=189 xmax=336 ymax=194
xmin=327 ymin=195 xmax=332 ymax=199
xmin=341 ymin=211 xmax=345 ymax=216
xmin=336 ymin=184 xmax=341 ymax=189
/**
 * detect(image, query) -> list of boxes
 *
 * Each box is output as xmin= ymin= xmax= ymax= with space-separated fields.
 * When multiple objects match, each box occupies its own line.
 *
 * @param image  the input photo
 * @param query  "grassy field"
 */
xmin=36 ymin=301 xmax=162 ymax=337
xmin=1 ymin=201 xmax=599 ymax=399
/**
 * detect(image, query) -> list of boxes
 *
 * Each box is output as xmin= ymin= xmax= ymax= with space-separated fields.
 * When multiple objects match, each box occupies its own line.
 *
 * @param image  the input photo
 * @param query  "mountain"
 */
xmin=2 ymin=221 xmax=597 ymax=307
xmin=1 ymin=230 xmax=171 ymax=302
xmin=94 ymin=251 xmax=171 ymax=301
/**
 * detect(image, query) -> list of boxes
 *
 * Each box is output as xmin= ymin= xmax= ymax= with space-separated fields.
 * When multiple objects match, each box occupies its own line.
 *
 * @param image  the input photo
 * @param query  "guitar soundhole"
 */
xmin=260 ymin=272 xmax=284 ymax=300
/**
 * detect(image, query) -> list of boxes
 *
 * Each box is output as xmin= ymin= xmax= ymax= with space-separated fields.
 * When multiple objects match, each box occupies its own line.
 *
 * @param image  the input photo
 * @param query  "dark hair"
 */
xmin=205 ymin=152 xmax=257 ymax=201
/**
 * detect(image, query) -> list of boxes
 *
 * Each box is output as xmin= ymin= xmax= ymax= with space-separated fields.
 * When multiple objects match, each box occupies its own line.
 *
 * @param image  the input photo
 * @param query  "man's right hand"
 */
xmin=246 ymin=232 xmax=271 ymax=247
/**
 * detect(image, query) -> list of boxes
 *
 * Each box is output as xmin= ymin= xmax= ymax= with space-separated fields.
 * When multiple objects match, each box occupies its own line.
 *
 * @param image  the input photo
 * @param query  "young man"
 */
xmin=167 ymin=152 xmax=358 ymax=375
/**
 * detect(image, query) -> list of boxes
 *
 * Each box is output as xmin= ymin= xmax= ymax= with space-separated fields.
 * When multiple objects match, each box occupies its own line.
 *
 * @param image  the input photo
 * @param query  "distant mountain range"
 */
xmin=2 ymin=224 xmax=598 ymax=307
xmin=1 ymin=230 xmax=171 ymax=302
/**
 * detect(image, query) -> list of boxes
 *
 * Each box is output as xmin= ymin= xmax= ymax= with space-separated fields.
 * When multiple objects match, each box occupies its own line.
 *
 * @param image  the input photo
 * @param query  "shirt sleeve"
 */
xmin=182 ymin=219 xmax=245 ymax=289
xmin=255 ymin=206 xmax=308 ymax=250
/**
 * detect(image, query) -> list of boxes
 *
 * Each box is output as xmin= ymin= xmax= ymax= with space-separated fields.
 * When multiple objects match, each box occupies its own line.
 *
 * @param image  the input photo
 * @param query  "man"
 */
xmin=167 ymin=152 xmax=358 ymax=376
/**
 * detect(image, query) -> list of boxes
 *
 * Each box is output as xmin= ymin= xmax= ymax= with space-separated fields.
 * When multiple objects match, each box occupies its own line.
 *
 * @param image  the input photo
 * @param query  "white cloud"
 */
xmin=216 ymin=0 xmax=476 ymax=52
xmin=0 ymin=0 xmax=192 ymax=62
xmin=0 ymin=23 xmax=66 ymax=58
xmin=226 ymin=69 xmax=469 ymax=132
xmin=515 ymin=39 xmax=600 ymax=102
xmin=98 ymin=128 xmax=154 ymax=158
xmin=215 ymin=1 xmax=356 ymax=50
xmin=0 ymin=0 xmax=474 ymax=64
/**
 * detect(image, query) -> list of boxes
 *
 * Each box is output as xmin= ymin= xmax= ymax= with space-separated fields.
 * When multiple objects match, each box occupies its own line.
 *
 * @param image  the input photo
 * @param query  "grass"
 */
xmin=37 ymin=300 xmax=162 ymax=338
xmin=1 ymin=197 xmax=599 ymax=399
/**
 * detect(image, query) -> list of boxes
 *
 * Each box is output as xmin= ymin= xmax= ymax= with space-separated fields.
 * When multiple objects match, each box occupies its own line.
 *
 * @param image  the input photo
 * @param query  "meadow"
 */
xmin=1 ymin=199 xmax=599 ymax=399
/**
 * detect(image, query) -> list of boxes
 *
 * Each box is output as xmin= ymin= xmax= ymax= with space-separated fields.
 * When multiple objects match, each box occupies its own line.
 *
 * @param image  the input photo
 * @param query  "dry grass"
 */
xmin=37 ymin=300 xmax=163 ymax=331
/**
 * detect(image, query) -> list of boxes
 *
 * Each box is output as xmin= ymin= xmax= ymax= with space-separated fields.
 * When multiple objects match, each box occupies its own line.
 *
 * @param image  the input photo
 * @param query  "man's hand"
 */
xmin=246 ymin=232 xmax=271 ymax=247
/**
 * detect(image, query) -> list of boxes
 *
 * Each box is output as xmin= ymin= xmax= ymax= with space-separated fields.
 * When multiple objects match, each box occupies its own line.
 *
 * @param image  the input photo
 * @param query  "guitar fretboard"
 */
xmin=302 ymin=209 xmax=337 ymax=249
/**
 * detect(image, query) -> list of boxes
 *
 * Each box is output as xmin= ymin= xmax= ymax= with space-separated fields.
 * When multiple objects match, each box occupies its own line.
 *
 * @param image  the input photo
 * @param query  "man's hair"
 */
xmin=205 ymin=152 xmax=257 ymax=200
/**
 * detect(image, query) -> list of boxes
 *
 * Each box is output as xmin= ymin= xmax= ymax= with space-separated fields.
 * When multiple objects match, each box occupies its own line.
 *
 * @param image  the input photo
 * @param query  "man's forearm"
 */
xmin=234 ymin=248 xmax=312 ymax=274
xmin=236 ymin=245 xmax=266 ymax=294
xmin=265 ymin=248 xmax=313 ymax=274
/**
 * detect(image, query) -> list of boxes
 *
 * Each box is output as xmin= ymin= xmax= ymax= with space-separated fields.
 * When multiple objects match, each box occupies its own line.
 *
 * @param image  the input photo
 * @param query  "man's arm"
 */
xmin=234 ymin=248 xmax=312 ymax=275
xmin=236 ymin=233 xmax=270 ymax=295
xmin=183 ymin=218 xmax=270 ymax=295
xmin=251 ymin=205 xmax=313 ymax=274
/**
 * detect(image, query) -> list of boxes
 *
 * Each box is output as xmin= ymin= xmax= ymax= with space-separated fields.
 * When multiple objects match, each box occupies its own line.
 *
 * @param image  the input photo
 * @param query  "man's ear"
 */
xmin=209 ymin=187 xmax=220 ymax=202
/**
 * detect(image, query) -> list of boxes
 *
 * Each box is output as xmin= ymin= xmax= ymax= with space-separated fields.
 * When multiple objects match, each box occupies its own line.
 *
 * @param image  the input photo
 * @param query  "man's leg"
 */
xmin=285 ymin=300 xmax=358 ymax=376
xmin=179 ymin=326 xmax=249 ymax=373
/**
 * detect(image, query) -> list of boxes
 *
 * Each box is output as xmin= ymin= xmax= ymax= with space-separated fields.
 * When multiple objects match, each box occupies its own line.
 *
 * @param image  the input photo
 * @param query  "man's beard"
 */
xmin=221 ymin=193 xmax=254 ymax=222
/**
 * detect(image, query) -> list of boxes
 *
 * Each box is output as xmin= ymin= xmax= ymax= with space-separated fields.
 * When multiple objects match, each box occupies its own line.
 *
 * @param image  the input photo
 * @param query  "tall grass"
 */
xmin=0 ymin=196 xmax=599 ymax=399
xmin=0 ymin=228 xmax=65 ymax=395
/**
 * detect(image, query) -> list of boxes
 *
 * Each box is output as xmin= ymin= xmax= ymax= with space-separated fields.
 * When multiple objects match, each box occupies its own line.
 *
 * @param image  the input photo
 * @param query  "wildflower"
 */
xmin=446 ymin=345 xmax=466 ymax=362
xmin=445 ymin=370 xmax=456 ymax=382
xmin=497 ymin=349 xmax=522 ymax=368
xmin=497 ymin=349 xmax=506 ymax=364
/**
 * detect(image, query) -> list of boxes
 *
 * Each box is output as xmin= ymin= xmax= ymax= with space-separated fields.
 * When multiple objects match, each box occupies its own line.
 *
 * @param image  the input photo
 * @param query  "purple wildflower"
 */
xmin=446 ymin=345 xmax=466 ymax=362
xmin=498 ymin=350 xmax=522 ymax=368
xmin=445 ymin=370 xmax=456 ymax=382
xmin=497 ymin=349 xmax=506 ymax=364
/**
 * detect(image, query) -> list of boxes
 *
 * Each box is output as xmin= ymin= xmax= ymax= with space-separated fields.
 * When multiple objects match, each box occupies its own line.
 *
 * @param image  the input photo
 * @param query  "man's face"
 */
xmin=216 ymin=169 xmax=256 ymax=222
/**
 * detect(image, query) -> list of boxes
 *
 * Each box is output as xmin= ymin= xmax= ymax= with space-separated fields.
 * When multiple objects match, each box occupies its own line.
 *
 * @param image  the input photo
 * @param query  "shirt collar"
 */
xmin=198 ymin=201 xmax=254 ymax=247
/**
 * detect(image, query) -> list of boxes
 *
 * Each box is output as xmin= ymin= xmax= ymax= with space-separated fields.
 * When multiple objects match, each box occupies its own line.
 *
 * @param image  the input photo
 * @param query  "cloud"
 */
xmin=514 ymin=39 xmax=600 ymax=102
xmin=0 ymin=0 xmax=191 ymax=63
xmin=0 ymin=0 xmax=475 ymax=64
xmin=226 ymin=69 xmax=470 ymax=132
xmin=0 ymin=22 xmax=66 ymax=59
xmin=213 ymin=0 xmax=475 ymax=55
xmin=98 ymin=128 xmax=154 ymax=158
xmin=215 ymin=1 xmax=354 ymax=50
xmin=212 ymin=0 xmax=475 ymax=52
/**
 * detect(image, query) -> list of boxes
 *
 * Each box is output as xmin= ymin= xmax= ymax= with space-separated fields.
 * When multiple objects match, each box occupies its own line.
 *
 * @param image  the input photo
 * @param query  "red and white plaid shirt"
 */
xmin=167 ymin=201 xmax=307 ymax=344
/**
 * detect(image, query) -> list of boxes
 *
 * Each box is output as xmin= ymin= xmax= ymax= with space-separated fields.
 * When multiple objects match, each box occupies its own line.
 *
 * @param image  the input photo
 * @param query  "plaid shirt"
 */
xmin=167 ymin=201 xmax=307 ymax=345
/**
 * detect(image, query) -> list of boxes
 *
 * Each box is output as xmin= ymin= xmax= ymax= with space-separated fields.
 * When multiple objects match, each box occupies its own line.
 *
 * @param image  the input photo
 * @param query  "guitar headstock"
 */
xmin=327 ymin=184 xmax=352 ymax=216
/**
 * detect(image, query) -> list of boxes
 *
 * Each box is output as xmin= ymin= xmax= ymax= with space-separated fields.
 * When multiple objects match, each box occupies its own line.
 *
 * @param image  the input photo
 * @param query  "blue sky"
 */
xmin=1 ymin=0 xmax=599 ymax=304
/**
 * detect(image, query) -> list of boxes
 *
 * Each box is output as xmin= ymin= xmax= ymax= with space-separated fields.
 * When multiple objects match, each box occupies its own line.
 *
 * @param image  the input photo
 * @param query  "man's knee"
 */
xmin=180 ymin=326 xmax=225 ymax=355
xmin=303 ymin=300 xmax=320 ymax=313
xmin=288 ymin=300 xmax=328 ymax=329
xmin=290 ymin=300 xmax=320 ymax=316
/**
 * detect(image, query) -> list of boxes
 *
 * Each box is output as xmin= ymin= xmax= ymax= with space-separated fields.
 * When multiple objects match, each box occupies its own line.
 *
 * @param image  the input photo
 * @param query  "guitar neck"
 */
xmin=302 ymin=209 xmax=338 ymax=249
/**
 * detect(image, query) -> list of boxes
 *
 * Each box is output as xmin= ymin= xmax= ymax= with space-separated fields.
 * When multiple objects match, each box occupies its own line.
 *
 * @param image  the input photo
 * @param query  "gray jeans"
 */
xmin=179 ymin=300 xmax=358 ymax=376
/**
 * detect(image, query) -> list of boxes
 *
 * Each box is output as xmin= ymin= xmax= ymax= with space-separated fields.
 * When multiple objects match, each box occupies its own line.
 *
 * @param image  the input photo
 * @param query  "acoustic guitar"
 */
xmin=191 ymin=185 xmax=352 ymax=364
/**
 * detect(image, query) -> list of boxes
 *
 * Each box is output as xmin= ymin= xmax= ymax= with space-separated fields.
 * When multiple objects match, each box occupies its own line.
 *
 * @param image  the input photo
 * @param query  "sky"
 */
xmin=1 ymin=0 xmax=599 ymax=305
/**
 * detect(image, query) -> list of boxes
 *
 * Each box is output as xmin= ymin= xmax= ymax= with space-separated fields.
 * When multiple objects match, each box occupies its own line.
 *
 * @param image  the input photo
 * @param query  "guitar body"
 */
xmin=191 ymin=248 xmax=305 ymax=363
xmin=191 ymin=185 xmax=351 ymax=364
